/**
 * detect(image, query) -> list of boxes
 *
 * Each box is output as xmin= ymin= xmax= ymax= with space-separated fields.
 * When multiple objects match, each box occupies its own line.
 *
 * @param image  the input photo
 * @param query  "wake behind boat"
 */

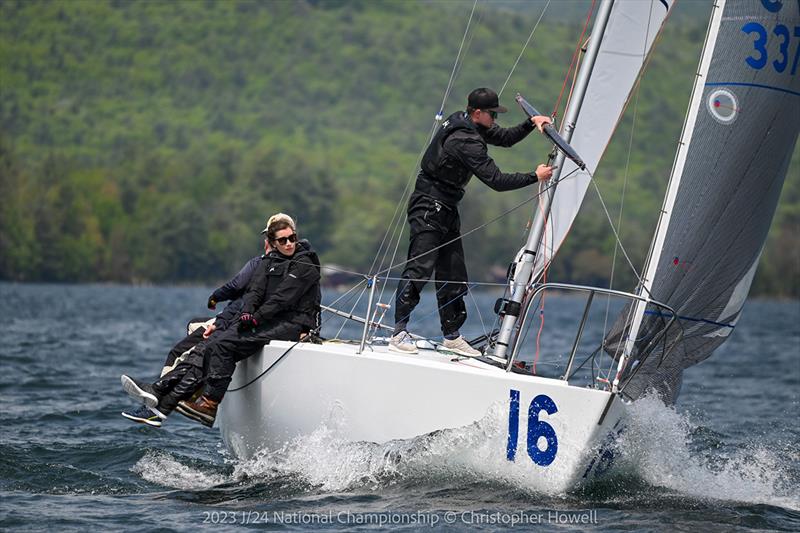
xmin=218 ymin=0 xmax=799 ymax=492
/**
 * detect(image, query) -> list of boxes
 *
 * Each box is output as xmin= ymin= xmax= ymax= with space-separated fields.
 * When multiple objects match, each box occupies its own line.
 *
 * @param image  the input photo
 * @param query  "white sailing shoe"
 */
xmin=389 ymin=330 xmax=418 ymax=354
xmin=121 ymin=375 xmax=159 ymax=408
xmin=442 ymin=335 xmax=481 ymax=357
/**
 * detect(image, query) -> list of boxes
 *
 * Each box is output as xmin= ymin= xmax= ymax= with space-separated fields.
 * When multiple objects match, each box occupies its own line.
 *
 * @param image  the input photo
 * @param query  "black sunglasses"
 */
xmin=484 ymin=110 xmax=498 ymax=119
xmin=273 ymin=233 xmax=298 ymax=245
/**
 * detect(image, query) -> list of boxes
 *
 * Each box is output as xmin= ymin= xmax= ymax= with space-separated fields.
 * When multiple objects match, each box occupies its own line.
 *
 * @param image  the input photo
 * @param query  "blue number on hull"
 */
xmin=527 ymin=394 xmax=558 ymax=466
xmin=507 ymin=389 xmax=520 ymax=461
xmin=507 ymin=390 xmax=558 ymax=466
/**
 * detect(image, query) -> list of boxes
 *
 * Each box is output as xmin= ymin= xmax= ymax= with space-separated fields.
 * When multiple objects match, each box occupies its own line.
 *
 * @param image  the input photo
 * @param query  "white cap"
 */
xmin=260 ymin=212 xmax=296 ymax=234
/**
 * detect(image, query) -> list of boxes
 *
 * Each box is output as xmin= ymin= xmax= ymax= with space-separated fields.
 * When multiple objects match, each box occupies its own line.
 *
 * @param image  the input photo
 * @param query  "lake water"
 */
xmin=1 ymin=282 xmax=798 ymax=531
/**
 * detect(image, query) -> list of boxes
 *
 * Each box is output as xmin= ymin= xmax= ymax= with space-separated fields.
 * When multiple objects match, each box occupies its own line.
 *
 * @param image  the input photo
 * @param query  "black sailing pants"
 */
xmin=148 ymin=317 xmax=222 ymax=414
xmin=160 ymin=316 xmax=213 ymax=371
xmin=152 ymin=357 xmax=204 ymax=416
xmin=394 ymin=193 xmax=468 ymax=337
xmin=201 ymin=320 xmax=302 ymax=402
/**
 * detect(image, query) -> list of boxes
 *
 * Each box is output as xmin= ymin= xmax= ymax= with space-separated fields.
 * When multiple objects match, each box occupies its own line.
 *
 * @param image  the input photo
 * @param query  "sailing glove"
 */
xmin=238 ymin=313 xmax=258 ymax=332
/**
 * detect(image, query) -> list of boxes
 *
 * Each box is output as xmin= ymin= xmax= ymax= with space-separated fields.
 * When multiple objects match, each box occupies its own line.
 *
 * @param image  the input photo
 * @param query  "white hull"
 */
xmin=218 ymin=341 xmax=626 ymax=491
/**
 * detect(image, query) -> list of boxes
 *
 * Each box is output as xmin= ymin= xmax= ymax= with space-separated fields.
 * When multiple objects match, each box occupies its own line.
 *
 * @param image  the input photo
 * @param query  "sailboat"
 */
xmin=217 ymin=0 xmax=799 ymax=491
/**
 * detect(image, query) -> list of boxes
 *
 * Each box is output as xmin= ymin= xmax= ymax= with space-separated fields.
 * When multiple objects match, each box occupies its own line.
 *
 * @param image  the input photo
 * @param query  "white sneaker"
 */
xmin=389 ymin=331 xmax=418 ymax=354
xmin=442 ymin=335 xmax=481 ymax=357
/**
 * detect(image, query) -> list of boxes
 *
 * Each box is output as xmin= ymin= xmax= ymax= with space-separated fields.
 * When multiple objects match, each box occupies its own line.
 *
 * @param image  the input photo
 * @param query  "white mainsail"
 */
xmin=494 ymin=0 xmax=675 ymax=358
xmin=530 ymin=0 xmax=674 ymax=276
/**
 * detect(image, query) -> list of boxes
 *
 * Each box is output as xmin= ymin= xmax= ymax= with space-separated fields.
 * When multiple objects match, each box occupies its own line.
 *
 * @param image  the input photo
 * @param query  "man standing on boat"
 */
xmin=390 ymin=87 xmax=553 ymax=356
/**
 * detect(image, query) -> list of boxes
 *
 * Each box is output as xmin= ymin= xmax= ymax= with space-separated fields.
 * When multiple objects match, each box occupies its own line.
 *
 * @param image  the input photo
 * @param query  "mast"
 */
xmin=493 ymin=0 xmax=616 ymax=359
xmin=612 ymin=0 xmax=725 ymax=391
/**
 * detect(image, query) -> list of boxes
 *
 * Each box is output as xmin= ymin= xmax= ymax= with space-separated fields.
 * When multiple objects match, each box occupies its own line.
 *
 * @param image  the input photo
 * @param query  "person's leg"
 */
xmin=434 ymin=212 xmax=479 ymax=357
xmin=394 ymin=230 xmax=441 ymax=333
xmin=186 ymin=316 xmax=214 ymax=336
xmin=121 ymin=357 xmax=195 ymax=419
xmin=394 ymin=195 xmax=447 ymax=334
xmin=161 ymin=327 xmax=206 ymax=375
xmin=203 ymin=321 xmax=302 ymax=402
xmin=121 ymin=326 xmax=206 ymax=407
xmin=157 ymin=365 xmax=204 ymax=416
xmin=435 ymin=230 xmax=469 ymax=338
xmin=179 ymin=322 xmax=301 ymax=427
xmin=150 ymin=348 xmax=205 ymax=415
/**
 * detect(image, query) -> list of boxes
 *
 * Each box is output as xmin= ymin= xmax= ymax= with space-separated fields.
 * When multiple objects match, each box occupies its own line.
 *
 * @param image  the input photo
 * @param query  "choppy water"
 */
xmin=1 ymin=282 xmax=798 ymax=531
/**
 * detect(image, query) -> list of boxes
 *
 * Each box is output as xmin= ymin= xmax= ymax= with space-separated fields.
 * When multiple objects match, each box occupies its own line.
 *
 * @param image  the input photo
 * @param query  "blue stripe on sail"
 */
xmin=658 ymin=0 xmax=669 ymax=10
xmin=705 ymin=82 xmax=800 ymax=97
xmin=643 ymin=310 xmax=735 ymax=329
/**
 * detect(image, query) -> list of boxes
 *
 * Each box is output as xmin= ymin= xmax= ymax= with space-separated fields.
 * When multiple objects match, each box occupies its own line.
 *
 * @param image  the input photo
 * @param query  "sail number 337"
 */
xmin=506 ymin=389 xmax=558 ymax=466
xmin=742 ymin=1 xmax=800 ymax=74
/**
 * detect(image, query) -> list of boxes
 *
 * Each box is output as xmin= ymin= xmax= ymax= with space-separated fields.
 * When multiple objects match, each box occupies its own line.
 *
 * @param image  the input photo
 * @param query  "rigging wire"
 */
xmin=328 ymin=0 xmax=574 ymax=348
xmin=368 ymin=0 xmax=479 ymax=276
xmin=332 ymin=282 xmax=369 ymax=340
xmin=589 ymin=176 xmax=648 ymax=293
xmin=370 ymin=0 xmax=482 ymax=311
xmin=437 ymin=0 xmax=481 ymax=122
xmin=467 ymin=286 xmax=491 ymax=342
xmin=600 ymin=0 xmax=657 ymax=378
xmin=498 ymin=0 xmax=551 ymax=97
xmin=378 ymin=169 xmax=579 ymax=278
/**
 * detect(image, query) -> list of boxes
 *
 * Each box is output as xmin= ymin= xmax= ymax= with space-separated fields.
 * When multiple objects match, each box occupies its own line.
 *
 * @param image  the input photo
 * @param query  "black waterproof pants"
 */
xmin=394 ymin=193 xmax=468 ymax=337
xmin=161 ymin=327 xmax=205 ymax=371
xmin=152 ymin=357 xmax=204 ymax=415
xmin=202 ymin=320 xmax=302 ymax=402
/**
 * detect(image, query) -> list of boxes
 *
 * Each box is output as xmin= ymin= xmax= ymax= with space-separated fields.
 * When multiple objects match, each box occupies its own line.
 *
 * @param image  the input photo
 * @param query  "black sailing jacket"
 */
xmin=416 ymin=111 xmax=539 ymax=206
xmin=211 ymin=254 xmax=264 ymax=330
xmin=240 ymin=240 xmax=321 ymax=330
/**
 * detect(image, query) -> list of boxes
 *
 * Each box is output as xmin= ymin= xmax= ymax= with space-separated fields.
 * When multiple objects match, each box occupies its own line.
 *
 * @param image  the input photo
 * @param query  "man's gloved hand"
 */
xmin=238 ymin=313 xmax=258 ymax=332
xmin=207 ymin=296 xmax=217 ymax=310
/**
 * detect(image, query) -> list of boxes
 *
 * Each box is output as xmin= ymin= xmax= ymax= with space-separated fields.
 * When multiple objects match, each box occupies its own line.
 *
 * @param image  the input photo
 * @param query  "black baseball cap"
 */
xmin=467 ymin=88 xmax=508 ymax=113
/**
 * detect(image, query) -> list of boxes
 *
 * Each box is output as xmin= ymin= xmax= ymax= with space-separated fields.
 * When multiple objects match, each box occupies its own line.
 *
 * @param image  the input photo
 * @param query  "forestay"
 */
xmin=609 ymin=0 xmax=800 ymax=403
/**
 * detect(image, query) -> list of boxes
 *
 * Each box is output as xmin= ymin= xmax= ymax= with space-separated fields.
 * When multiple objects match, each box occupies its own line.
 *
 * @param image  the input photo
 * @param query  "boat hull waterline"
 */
xmin=218 ymin=341 xmax=625 ymax=491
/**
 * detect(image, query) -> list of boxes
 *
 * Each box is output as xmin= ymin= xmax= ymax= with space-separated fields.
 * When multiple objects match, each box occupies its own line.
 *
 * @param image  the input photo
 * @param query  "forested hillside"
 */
xmin=1 ymin=0 xmax=797 ymax=295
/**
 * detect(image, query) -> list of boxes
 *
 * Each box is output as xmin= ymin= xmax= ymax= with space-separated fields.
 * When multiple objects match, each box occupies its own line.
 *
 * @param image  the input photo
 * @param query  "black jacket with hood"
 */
xmin=240 ymin=240 xmax=321 ymax=331
xmin=211 ymin=254 xmax=265 ymax=330
xmin=415 ymin=110 xmax=539 ymax=206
